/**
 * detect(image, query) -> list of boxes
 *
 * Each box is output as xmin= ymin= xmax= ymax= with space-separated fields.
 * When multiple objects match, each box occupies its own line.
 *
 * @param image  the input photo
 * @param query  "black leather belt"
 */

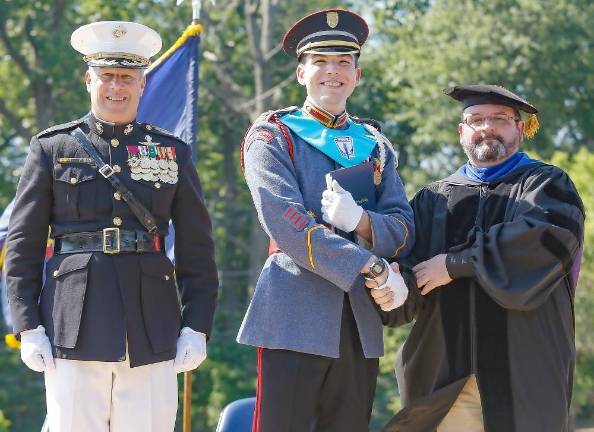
xmin=54 ymin=228 xmax=163 ymax=255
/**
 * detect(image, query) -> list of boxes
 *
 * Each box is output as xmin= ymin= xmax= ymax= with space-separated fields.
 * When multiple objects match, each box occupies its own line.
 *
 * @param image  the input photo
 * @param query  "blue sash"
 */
xmin=280 ymin=110 xmax=376 ymax=168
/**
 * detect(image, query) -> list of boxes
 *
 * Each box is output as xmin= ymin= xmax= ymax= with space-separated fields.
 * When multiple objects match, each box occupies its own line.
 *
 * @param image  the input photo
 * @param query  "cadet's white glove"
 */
xmin=368 ymin=260 xmax=409 ymax=311
xmin=20 ymin=325 xmax=55 ymax=372
xmin=321 ymin=180 xmax=364 ymax=233
xmin=174 ymin=327 xmax=207 ymax=373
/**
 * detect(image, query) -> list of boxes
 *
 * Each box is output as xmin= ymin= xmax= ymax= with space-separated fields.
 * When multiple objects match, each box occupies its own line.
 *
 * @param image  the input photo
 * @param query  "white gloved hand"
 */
xmin=20 ymin=325 xmax=55 ymax=372
xmin=173 ymin=327 xmax=207 ymax=374
xmin=372 ymin=260 xmax=409 ymax=311
xmin=321 ymin=180 xmax=364 ymax=233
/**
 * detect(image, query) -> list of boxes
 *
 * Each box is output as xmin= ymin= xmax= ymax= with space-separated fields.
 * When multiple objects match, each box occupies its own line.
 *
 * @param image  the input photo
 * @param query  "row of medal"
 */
xmin=126 ymin=145 xmax=179 ymax=184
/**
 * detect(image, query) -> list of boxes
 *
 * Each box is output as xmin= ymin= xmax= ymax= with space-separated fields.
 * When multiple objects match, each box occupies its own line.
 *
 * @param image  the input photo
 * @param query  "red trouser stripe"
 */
xmin=252 ymin=347 xmax=263 ymax=432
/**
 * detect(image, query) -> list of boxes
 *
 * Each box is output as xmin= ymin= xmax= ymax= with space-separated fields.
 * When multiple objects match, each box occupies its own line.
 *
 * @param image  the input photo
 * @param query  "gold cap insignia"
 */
xmin=112 ymin=25 xmax=127 ymax=39
xmin=326 ymin=12 xmax=339 ymax=29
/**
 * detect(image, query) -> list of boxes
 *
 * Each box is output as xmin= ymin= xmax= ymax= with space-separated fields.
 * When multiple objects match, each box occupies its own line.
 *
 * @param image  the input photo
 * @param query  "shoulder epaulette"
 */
xmin=36 ymin=118 xmax=85 ymax=138
xmin=141 ymin=123 xmax=186 ymax=144
xmin=350 ymin=116 xmax=383 ymax=133
xmin=241 ymin=107 xmax=299 ymax=173
xmin=258 ymin=106 xmax=299 ymax=123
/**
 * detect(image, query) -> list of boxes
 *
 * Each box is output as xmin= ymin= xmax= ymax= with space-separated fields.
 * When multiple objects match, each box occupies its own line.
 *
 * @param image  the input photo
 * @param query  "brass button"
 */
xmin=164 ymin=275 xmax=170 ymax=281
xmin=154 ymin=182 xmax=161 ymax=189
xmin=53 ymin=270 xmax=59 ymax=277
xmin=113 ymin=164 xmax=121 ymax=173
xmin=113 ymin=192 xmax=122 ymax=200
xmin=111 ymin=138 xmax=119 ymax=148
xmin=69 ymin=177 xmax=77 ymax=184
xmin=113 ymin=217 xmax=122 ymax=226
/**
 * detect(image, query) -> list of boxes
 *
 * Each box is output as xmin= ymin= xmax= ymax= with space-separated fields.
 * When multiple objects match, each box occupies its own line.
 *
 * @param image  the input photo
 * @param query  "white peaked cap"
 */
xmin=71 ymin=21 xmax=162 ymax=68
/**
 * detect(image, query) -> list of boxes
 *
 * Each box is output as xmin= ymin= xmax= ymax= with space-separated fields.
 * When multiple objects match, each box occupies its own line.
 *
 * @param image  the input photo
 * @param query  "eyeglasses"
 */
xmin=463 ymin=114 xmax=519 ymax=129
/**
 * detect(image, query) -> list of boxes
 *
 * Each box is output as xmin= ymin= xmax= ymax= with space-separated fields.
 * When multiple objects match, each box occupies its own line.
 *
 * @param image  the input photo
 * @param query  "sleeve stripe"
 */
xmin=391 ymin=216 xmax=409 ymax=258
xmin=306 ymin=225 xmax=326 ymax=270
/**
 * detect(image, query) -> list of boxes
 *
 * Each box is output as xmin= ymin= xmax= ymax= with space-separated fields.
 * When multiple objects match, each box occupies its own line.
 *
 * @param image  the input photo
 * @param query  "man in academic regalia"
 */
xmin=6 ymin=20 xmax=218 ymax=431
xmin=369 ymin=85 xmax=584 ymax=432
xmin=237 ymin=8 xmax=416 ymax=432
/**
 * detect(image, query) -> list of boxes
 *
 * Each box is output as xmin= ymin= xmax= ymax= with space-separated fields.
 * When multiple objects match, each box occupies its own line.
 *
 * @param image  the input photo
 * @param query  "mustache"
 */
xmin=473 ymin=134 xmax=504 ymax=145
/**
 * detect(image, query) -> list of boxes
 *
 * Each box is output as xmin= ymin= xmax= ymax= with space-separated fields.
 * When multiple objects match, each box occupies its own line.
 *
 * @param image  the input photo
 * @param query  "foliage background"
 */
xmin=0 ymin=0 xmax=592 ymax=430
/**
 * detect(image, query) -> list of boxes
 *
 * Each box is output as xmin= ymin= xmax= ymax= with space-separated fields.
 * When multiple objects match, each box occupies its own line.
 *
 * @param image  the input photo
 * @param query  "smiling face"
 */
xmin=458 ymin=104 xmax=525 ymax=167
xmin=85 ymin=67 xmax=146 ymax=124
xmin=296 ymin=53 xmax=361 ymax=114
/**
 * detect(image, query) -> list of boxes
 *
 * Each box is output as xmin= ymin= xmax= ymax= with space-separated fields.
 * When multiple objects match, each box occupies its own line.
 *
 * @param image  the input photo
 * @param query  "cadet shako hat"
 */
xmin=282 ymin=9 xmax=369 ymax=59
xmin=444 ymin=84 xmax=540 ymax=139
xmin=71 ymin=21 xmax=162 ymax=69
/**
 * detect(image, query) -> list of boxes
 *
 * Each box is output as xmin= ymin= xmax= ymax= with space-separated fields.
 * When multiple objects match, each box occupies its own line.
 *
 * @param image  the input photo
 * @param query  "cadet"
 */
xmin=238 ymin=9 xmax=414 ymax=432
xmin=6 ymin=21 xmax=218 ymax=432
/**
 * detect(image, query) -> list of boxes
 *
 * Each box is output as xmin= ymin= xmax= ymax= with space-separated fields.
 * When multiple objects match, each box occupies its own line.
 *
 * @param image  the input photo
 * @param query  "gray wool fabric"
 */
xmin=237 ymin=112 xmax=414 ymax=358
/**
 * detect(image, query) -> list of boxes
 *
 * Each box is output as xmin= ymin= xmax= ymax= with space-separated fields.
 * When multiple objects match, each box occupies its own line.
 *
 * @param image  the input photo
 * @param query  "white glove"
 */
xmin=20 ymin=325 xmax=55 ymax=372
xmin=173 ymin=327 xmax=207 ymax=374
xmin=373 ymin=260 xmax=409 ymax=311
xmin=321 ymin=180 xmax=364 ymax=233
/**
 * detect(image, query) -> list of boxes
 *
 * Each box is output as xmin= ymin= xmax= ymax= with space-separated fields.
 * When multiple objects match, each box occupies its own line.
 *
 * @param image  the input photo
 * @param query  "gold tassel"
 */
xmin=524 ymin=113 xmax=540 ymax=139
xmin=5 ymin=333 xmax=21 ymax=350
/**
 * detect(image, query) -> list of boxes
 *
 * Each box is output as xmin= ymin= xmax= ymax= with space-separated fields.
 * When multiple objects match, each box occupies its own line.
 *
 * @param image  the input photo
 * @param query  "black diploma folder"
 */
xmin=325 ymin=160 xmax=377 ymax=211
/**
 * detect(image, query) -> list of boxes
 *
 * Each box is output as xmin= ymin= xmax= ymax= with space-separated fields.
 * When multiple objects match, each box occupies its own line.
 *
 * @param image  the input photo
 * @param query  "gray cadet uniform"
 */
xmin=239 ymin=9 xmax=414 ymax=432
xmin=238 ymin=106 xmax=414 ymax=432
xmin=238 ymin=110 xmax=413 ymax=357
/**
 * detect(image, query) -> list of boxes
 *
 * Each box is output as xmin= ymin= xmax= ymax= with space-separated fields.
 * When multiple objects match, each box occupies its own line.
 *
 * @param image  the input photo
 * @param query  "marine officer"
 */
xmin=6 ymin=20 xmax=218 ymax=432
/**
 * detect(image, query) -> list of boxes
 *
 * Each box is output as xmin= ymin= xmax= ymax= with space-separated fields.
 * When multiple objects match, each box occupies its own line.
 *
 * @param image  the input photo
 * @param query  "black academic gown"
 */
xmin=383 ymin=162 xmax=584 ymax=432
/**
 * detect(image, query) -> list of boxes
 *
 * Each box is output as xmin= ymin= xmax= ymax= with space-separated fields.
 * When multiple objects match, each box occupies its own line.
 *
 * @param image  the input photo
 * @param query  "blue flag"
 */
xmin=138 ymin=24 xmax=204 ymax=263
xmin=137 ymin=23 xmax=202 ymax=161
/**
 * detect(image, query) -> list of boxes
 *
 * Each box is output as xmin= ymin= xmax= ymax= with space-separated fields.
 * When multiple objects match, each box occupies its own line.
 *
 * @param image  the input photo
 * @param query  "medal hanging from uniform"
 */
xmin=127 ymin=141 xmax=179 ymax=184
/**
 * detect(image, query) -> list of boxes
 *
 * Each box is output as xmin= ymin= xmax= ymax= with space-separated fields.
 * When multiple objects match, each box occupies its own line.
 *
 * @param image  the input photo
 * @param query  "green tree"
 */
xmin=548 ymin=148 xmax=594 ymax=423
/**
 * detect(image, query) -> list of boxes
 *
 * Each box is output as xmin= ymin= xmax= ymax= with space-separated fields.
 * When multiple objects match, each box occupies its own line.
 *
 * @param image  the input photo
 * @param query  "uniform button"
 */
xmin=113 ymin=164 xmax=121 ymax=173
xmin=53 ymin=270 xmax=59 ymax=277
xmin=154 ymin=182 xmax=161 ymax=189
xmin=113 ymin=192 xmax=122 ymax=200
xmin=113 ymin=217 xmax=122 ymax=226
xmin=70 ymin=177 xmax=77 ymax=184
xmin=111 ymin=138 xmax=119 ymax=148
xmin=164 ymin=275 xmax=170 ymax=281
xmin=145 ymin=124 xmax=153 ymax=130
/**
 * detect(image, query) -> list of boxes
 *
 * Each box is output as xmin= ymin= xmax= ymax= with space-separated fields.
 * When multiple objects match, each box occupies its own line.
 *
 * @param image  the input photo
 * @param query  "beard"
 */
xmin=462 ymin=133 xmax=518 ymax=164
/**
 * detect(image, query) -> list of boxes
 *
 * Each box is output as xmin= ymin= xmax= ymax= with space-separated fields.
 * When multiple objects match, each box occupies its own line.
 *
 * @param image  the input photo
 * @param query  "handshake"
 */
xmin=363 ymin=258 xmax=408 ymax=311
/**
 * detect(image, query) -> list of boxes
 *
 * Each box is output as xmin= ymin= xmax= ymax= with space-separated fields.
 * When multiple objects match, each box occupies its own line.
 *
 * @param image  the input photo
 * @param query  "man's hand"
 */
xmin=173 ymin=327 xmax=207 ymax=373
xmin=321 ymin=180 xmax=364 ymax=233
xmin=413 ymin=254 xmax=453 ymax=295
xmin=20 ymin=325 xmax=55 ymax=372
xmin=365 ymin=261 xmax=408 ymax=311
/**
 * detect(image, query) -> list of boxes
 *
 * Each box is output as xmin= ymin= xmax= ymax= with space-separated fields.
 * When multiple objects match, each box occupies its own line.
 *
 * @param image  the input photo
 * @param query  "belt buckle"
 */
xmin=99 ymin=164 xmax=115 ymax=178
xmin=103 ymin=228 xmax=121 ymax=254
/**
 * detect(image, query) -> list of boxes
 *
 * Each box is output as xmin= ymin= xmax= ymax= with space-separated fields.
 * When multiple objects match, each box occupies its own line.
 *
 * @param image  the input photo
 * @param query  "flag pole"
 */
xmin=179 ymin=0 xmax=208 ymax=429
xmin=183 ymin=370 xmax=193 ymax=432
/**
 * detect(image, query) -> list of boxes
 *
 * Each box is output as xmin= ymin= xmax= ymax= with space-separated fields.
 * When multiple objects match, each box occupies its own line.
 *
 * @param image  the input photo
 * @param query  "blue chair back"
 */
xmin=216 ymin=397 xmax=256 ymax=432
